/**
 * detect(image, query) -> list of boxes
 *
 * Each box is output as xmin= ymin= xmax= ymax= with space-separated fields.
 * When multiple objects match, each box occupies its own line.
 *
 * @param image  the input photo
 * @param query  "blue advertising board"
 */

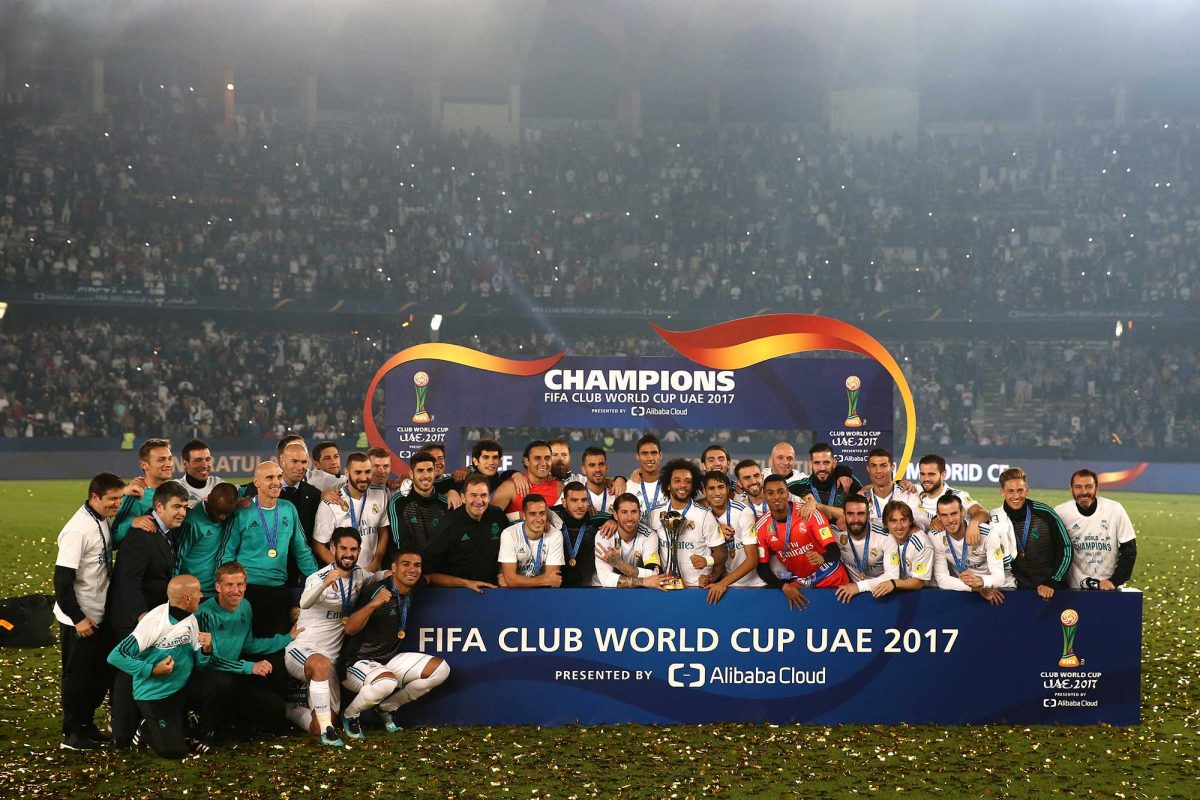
xmin=401 ymin=588 xmax=1141 ymax=726
xmin=384 ymin=355 xmax=892 ymax=474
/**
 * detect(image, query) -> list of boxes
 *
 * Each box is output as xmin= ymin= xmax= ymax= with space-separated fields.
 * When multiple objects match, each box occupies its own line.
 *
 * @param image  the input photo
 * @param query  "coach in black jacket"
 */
xmin=105 ymin=481 xmax=189 ymax=746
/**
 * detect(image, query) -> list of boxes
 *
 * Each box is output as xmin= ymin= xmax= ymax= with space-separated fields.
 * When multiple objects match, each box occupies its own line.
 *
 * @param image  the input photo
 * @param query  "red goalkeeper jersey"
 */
xmin=753 ymin=503 xmax=849 ymax=587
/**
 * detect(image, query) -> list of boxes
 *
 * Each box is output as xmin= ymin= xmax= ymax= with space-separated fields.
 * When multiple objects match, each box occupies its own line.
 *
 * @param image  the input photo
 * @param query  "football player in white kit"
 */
xmin=285 ymin=528 xmax=386 ymax=747
xmin=916 ymin=453 xmax=988 ymax=546
xmin=1054 ymin=469 xmax=1137 ymax=590
xmin=862 ymin=449 xmax=929 ymax=531
xmin=930 ymin=493 xmax=1013 ymax=604
xmin=833 ymin=494 xmax=893 ymax=604
xmin=648 ymin=460 xmax=727 ymax=589
xmin=627 ymin=434 xmax=665 ymax=513
xmin=313 ymin=453 xmax=391 ymax=571
xmin=701 ymin=470 xmax=765 ymax=604
xmin=178 ymin=439 xmax=221 ymax=508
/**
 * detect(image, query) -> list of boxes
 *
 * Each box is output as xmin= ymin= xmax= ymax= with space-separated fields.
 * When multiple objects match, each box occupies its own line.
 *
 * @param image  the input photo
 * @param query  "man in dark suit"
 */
xmin=105 ymin=480 xmax=189 ymax=746
xmin=242 ymin=437 xmax=325 ymax=587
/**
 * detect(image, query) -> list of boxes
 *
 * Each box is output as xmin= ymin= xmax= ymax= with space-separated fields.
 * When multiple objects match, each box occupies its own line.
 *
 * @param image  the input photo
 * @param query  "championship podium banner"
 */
xmin=365 ymin=315 xmax=920 ymax=476
xmin=403 ymin=589 xmax=1141 ymax=726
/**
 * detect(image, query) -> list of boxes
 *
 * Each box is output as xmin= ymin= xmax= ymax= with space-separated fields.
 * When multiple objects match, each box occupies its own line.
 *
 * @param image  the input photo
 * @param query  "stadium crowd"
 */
xmin=1 ymin=320 xmax=1196 ymax=448
xmin=53 ymin=433 xmax=1136 ymax=756
xmin=2 ymin=84 xmax=1199 ymax=312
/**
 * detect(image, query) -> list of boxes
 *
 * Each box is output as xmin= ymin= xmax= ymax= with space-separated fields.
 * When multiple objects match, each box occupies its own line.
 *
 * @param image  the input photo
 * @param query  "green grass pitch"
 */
xmin=0 ymin=480 xmax=1196 ymax=798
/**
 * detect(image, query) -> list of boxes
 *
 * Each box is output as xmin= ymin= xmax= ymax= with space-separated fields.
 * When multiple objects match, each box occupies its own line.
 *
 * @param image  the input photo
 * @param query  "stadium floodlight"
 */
xmin=1115 ymin=320 xmax=1123 ymax=338
xmin=226 ymin=83 xmax=235 ymax=91
xmin=430 ymin=314 xmax=443 ymax=332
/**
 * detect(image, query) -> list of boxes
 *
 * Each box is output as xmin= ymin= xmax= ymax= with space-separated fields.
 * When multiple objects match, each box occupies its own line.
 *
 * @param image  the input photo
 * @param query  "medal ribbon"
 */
xmin=947 ymin=532 xmax=969 ymax=574
xmin=900 ymin=536 xmax=911 ymax=578
xmin=391 ymin=581 xmax=410 ymax=634
xmin=345 ymin=487 xmax=368 ymax=531
xmin=336 ymin=569 xmax=355 ymax=619
xmin=1018 ymin=504 xmax=1032 ymax=553
xmin=255 ymin=499 xmax=280 ymax=554
xmin=88 ymin=507 xmax=113 ymax=575
xmin=775 ymin=503 xmax=795 ymax=552
xmin=872 ymin=486 xmax=894 ymax=520
xmin=848 ymin=532 xmax=870 ymax=575
xmin=521 ymin=523 xmax=544 ymax=575
xmin=639 ymin=480 xmax=660 ymax=510
xmin=564 ymin=522 xmax=588 ymax=564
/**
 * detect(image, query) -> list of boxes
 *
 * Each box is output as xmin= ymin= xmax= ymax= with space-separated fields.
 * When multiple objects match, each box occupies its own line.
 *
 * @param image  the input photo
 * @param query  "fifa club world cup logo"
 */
xmin=412 ymin=371 xmax=432 ymax=424
xmin=1058 ymin=608 xmax=1081 ymax=668
xmin=844 ymin=375 xmax=864 ymax=428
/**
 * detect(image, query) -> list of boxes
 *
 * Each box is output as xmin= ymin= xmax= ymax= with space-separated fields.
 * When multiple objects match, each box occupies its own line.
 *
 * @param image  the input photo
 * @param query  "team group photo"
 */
xmin=0 ymin=1 xmax=1195 ymax=798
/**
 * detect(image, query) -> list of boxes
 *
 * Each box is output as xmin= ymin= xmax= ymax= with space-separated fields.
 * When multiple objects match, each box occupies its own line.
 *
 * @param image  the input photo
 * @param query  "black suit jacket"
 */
xmin=107 ymin=527 xmax=179 ymax=633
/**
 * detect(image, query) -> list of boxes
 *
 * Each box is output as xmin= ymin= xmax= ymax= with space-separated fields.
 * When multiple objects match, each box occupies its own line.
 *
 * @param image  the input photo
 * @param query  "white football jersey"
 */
xmin=587 ymin=486 xmax=616 ymax=517
xmin=917 ymin=484 xmax=981 ymax=519
xmin=713 ymin=502 xmax=765 ymax=587
xmin=294 ymin=565 xmax=383 ymax=659
xmin=1055 ymin=497 xmax=1136 ymax=588
xmin=629 ymin=478 xmax=664 ymax=513
xmin=864 ymin=483 xmax=930 ymax=531
xmin=498 ymin=523 xmax=565 ymax=577
xmin=648 ymin=501 xmax=725 ymax=588
xmin=931 ymin=525 xmax=1015 ymax=590
xmin=307 ymin=467 xmax=348 ymax=492
xmin=174 ymin=476 xmax=221 ymax=509
xmin=592 ymin=526 xmax=660 ymax=587
xmin=313 ymin=486 xmax=389 ymax=569
xmin=837 ymin=528 xmax=891 ymax=589
xmin=881 ymin=530 xmax=935 ymax=583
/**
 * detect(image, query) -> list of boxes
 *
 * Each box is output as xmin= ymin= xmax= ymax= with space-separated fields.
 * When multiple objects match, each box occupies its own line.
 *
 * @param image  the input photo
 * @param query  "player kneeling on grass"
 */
xmin=106 ymin=575 xmax=214 ymax=759
xmin=284 ymin=527 xmax=386 ymax=747
xmin=337 ymin=548 xmax=450 ymax=739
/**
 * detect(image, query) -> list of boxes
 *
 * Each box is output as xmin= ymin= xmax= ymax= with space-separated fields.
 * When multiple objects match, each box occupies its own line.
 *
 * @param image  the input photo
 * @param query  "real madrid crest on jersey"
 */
xmin=372 ymin=503 xmax=381 ymax=514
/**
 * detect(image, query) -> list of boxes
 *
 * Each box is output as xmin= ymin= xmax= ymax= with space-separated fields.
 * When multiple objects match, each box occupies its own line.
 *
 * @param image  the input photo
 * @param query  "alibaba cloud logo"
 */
xmin=668 ymin=663 xmax=706 ymax=688
xmin=630 ymin=406 xmax=646 ymax=417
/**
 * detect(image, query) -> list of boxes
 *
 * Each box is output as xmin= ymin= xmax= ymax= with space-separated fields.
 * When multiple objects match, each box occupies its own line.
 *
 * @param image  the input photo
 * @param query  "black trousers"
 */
xmin=136 ymin=694 xmax=189 ymax=759
xmin=244 ymin=584 xmax=294 ymax=637
xmin=189 ymin=665 xmax=289 ymax=737
xmin=110 ymin=626 xmax=139 ymax=745
xmin=59 ymin=622 xmax=114 ymax=736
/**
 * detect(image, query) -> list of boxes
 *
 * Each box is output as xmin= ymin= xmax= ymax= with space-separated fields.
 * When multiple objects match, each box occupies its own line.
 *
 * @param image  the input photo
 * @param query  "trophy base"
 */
xmin=412 ymin=412 xmax=431 ymax=423
xmin=1058 ymin=654 xmax=1080 ymax=668
xmin=843 ymin=415 xmax=864 ymax=428
xmin=662 ymin=577 xmax=686 ymax=591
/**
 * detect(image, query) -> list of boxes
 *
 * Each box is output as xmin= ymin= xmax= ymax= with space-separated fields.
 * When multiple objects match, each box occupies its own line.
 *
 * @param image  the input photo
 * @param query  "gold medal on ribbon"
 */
xmin=267 ymin=548 xmax=278 ymax=558
xmin=568 ymin=558 xmax=577 ymax=567
xmin=341 ymin=618 xmax=348 ymax=626
xmin=397 ymin=630 xmax=406 ymax=640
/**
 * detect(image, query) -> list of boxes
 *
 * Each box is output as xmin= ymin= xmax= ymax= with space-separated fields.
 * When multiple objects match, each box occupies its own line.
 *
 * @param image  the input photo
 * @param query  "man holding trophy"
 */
xmin=648 ymin=460 xmax=727 ymax=589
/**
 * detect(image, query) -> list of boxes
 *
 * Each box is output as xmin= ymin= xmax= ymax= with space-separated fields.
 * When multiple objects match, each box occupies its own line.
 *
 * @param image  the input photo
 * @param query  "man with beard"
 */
xmin=548 ymin=437 xmax=587 ymax=489
xmin=284 ymin=528 xmax=385 ymax=746
xmin=1055 ymin=469 xmax=1137 ymax=590
xmin=930 ymin=494 xmax=1012 ymax=604
xmin=734 ymin=459 xmax=770 ymax=521
xmin=915 ymin=453 xmax=988 ymax=545
xmin=307 ymin=441 xmax=347 ymax=493
xmin=987 ymin=467 xmax=1072 ymax=599
xmin=788 ymin=443 xmax=863 ymax=510
xmin=422 ymin=475 xmax=507 ymax=592
xmin=339 ymin=549 xmax=450 ymax=739
xmin=593 ymin=494 xmax=672 ymax=589
xmin=552 ymin=482 xmax=601 ymax=587
xmin=832 ymin=494 xmax=892 ymax=604
xmin=491 ymin=441 xmax=562 ymax=523
xmin=700 ymin=445 xmax=734 ymax=488
xmin=648 ymin=459 xmax=726 ymax=589
xmin=313 ymin=453 xmax=390 ymax=572
xmin=581 ymin=447 xmax=623 ymax=527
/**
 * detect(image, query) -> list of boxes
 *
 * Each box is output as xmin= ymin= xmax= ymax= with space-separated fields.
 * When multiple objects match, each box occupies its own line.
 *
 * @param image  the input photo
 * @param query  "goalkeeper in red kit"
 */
xmin=752 ymin=474 xmax=849 ymax=610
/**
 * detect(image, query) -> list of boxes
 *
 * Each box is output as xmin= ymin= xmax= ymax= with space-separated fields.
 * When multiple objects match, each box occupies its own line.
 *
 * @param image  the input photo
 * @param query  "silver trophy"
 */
xmin=658 ymin=510 xmax=691 ymax=590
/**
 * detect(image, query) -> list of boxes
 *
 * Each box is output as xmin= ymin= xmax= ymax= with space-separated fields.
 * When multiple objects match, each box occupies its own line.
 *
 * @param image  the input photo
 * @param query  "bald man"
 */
xmin=108 ymin=576 xmax=222 ymax=758
xmin=221 ymin=462 xmax=320 ymax=636
xmin=241 ymin=441 xmax=326 ymax=549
